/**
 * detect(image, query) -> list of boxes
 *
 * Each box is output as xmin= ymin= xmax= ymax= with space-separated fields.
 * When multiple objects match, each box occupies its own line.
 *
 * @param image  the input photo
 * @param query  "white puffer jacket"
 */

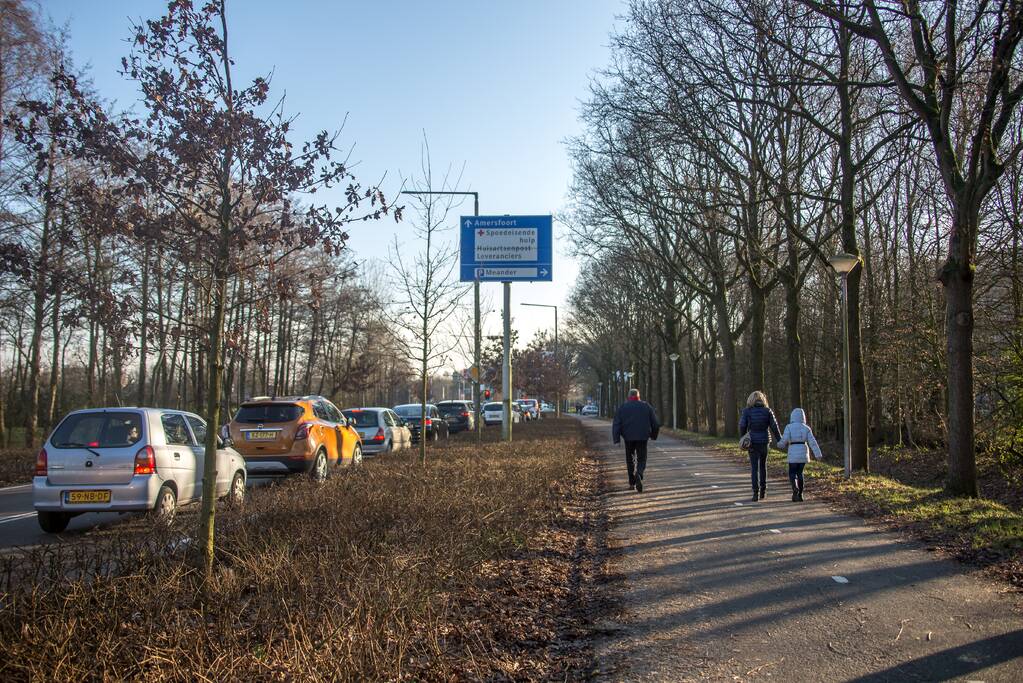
xmin=776 ymin=408 xmax=823 ymax=464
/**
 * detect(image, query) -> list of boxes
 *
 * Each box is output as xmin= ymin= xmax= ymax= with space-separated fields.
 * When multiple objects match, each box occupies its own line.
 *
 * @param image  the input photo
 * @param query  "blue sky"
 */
xmin=45 ymin=0 xmax=623 ymax=359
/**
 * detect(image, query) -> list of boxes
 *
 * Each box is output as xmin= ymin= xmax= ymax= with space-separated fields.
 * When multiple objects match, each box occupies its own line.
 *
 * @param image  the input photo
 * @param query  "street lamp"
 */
xmin=401 ymin=190 xmax=482 ymax=446
xmin=669 ymin=352 xmax=680 ymax=430
xmin=597 ymin=381 xmax=603 ymax=417
xmin=829 ymin=252 xmax=860 ymax=479
xmin=521 ymin=302 xmax=559 ymax=417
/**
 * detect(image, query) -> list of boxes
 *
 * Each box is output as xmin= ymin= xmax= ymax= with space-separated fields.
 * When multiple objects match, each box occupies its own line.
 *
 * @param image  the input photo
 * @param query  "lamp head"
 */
xmin=829 ymin=253 xmax=860 ymax=275
xmin=669 ymin=353 xmax=680 ymax=362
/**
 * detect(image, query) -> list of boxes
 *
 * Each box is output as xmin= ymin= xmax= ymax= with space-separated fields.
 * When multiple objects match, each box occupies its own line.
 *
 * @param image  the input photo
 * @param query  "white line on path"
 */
xmin=0 ymin=484 xmax=31 ymax=493
xmin=734 ymin=502 xmax=744 ymax=507
xmin=0 ymin=512 xmax=36 ymax=525
xmin=769 ymin=529 xmax=782 ymax=534
xmin=831 ymin=575 xmax=850 ymax=584
xmin=710 ymin=485 xmax=719 ymax=489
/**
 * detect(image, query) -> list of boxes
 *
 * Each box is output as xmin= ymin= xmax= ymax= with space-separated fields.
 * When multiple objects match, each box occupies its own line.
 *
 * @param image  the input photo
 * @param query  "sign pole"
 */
xmin=473 ymin=195 xmax=482 ymax=447
xmin=502 ymin=281 xmax=513 ymax=442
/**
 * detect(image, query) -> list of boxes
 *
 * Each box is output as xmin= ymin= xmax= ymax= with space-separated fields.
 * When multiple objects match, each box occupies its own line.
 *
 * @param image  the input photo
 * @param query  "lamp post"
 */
xmin=829 ymin=252 xmax=860 ymax=479
xmin=669 ymin=352 xmax=680 ymax=430
xmin=521 ymin=302 xmax=559 ymax=417
xmin=401 ymin=190 xmax=482 ymax=446
xmin=597 ymin=381 xmax=603 ymax=417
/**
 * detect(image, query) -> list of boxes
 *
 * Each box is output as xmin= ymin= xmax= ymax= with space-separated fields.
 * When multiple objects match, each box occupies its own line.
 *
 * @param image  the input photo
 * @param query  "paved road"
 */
xmin=582 ymin=417 xmax=1023 ymax=682
xmin=0 ymin=476 xmax=279 ymax=549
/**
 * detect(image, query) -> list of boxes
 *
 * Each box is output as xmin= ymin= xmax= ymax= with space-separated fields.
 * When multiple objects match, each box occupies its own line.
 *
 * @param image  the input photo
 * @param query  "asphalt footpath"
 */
xmin=581 ymin=417 xmax=1023 ymax=682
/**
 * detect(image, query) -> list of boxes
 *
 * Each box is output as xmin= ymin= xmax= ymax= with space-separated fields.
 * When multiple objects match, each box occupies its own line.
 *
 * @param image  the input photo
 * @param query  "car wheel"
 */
xmin=37 ymin=511 xmax=70 ymax=534
xmin=310 ymin=449 xmax=328 ymax=482
xmin=353 ymin=444 xmax=363 ymax=465
xmin=227 ymin=471 xmax=245 ymax=506
xmin=431 ymin=429 xmax=438 ymax=443
xmin=152 ymin=484 xmax=177 ymax=524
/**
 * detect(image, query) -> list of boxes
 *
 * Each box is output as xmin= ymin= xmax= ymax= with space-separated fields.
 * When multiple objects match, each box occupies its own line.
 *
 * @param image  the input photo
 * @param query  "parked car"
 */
xmin=540 ymin=402 xmax=555 ymax=415
xmin=581 ymin=404 xmax=599 ymax=416
xmin=482 ymin=401 xmax=522 ymax=426
xmin=517 ymin=399 xmax=541 ymax=421
xmin=227 ymin=395 xmax=362 ymax=480
xmin=33 ymin=407 xmax=247 ymax=533
xmin=393 ymin=404 xmax=450 ymax=443
xmin=341 ymin=407 xmax=411 ymax=455
xmin=436 ymin=400 xmax=475 ymax=433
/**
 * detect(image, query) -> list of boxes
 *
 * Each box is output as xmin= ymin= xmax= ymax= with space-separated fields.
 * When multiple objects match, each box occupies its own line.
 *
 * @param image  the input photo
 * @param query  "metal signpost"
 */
xmin=461 ymin=215 xmax=553 ymax=441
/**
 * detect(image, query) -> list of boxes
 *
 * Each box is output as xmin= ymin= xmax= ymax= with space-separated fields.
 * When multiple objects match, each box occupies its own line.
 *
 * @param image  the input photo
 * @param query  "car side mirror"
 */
xmin=218 ymin=435 xmax=234 ymax=449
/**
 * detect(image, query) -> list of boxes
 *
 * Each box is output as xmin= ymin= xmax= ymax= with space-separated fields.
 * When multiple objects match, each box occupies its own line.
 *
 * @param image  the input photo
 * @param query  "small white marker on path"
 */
xmin=734 ymin=502 xmax=744 ymax=507
xmin=831 ymin=576 xmax=850 ymax=584
xmin=769 ymin=529 xmax=782 ymax=534
xmin=710 ymin=485 xmax=719 ymax=489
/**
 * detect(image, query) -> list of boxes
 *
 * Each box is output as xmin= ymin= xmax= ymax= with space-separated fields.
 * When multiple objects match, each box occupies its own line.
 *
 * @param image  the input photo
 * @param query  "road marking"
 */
xmin=0 ymin=512 xmax=36 ymax=525
xmin=0 ymin=484 xmax=31 ymax=493
xmin=769 ymin=529 xmax=782 ymax=534
xmin=831 ymin=575 xmax=849 ymax=584
xmin=710 ymin=485 xmax=719 ymax=489
xmin=734 ymin=502 xmax=744 ymax=507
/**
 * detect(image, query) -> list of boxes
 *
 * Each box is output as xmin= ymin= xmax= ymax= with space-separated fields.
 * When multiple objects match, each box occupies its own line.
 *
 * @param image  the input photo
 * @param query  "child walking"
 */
xmin=776 ymin=408 xmax=823 ymax=502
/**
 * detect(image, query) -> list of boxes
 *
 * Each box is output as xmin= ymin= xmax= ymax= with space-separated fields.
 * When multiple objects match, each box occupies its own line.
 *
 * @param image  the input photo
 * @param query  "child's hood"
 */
xmin=789 ymin=408 xmax=806 ymax=424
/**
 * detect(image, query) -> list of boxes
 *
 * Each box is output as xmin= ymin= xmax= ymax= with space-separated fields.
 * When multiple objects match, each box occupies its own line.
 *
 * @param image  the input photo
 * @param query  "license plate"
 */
xmin=66 ymin=490 xmax=111 ymax=504
xmin=246 ymin=431 xmax=277 ymax=441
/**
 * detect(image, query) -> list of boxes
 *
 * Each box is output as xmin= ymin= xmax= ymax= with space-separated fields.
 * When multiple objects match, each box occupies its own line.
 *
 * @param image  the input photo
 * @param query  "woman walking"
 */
xmin=739 ymin=391 xmax=781 ymax=502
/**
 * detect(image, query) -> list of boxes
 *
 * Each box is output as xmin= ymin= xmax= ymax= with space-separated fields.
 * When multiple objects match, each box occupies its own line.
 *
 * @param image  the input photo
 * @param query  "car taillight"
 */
xmin=295 ymin=423 xmax=311 ymax=439
xmin=461 ymin=411 xmax=469 ymax=417
xmin=134 ymin=446 xmax=156 ymax=475
xmin=35 ymin=448 xmax=47 ymax=476
xmin=424 ymin=418 xmax=432 ymax=427
xmin=372 ymin=428 xmax=385 ymax=442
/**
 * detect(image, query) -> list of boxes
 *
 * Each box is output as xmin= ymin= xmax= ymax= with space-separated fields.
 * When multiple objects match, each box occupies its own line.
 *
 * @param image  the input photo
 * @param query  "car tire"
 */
xmin=152 ymin=484 xmax=177 ymax=524
xmin=37 ymin=511 xmax=70 ymax=534
xmin=227 ymin=471 xmax=245 ymax=506
xmin=431 ymin=429 xmax=438 ymax=443
xmin=310 ymin=449 xmax=328 ymax=482
xmin=353 ymin=444 xmax=363 ymax=465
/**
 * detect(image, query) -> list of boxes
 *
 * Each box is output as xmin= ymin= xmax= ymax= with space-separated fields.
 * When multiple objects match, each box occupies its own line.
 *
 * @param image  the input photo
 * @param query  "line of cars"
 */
xmin=31 ymin=395 xmax=495 ymax=533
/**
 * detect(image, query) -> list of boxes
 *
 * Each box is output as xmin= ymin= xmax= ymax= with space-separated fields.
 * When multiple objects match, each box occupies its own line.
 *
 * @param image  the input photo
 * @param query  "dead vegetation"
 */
xmin=0 ymin=418 xmax=611 ymax=681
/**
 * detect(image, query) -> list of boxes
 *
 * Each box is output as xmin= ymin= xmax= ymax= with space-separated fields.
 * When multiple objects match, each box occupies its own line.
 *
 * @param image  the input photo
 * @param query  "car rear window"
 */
xmin=51 ymin=412 xmax=143 ymax=449
xmin=484 ymin=403 xmax=503 ymax=411
xmin=437 ymin=404 xmax=467 ymax=415
xmin=394 ymin=405 xmax=428 ymax=417
xmin=234 ymin=404 xmax=303 ymax=424
xmin=342 ymin=410 xmax=379 ymax=427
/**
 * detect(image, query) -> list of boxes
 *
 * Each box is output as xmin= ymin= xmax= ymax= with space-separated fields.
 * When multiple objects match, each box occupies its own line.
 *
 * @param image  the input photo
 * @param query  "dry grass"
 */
xmin=0 ymin=418 xmax=609 ymax=681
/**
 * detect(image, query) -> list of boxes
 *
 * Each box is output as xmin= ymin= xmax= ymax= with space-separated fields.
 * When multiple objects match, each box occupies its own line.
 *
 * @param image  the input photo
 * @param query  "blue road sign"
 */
xmin=460 ymin=215 xmax=553 ymax=282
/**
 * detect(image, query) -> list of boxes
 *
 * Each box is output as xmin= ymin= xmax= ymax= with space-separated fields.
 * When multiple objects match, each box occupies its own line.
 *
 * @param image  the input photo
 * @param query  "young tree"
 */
xmin=389 ymin=138 xmax=470 ymax=464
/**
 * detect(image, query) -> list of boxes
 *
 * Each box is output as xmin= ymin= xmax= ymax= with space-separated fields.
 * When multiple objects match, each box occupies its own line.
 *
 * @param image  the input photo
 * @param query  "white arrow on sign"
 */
xmin=540 ymin=267 xmax=549 ymax=277
xmin=464 ymin=218 xmax=474 ymax=229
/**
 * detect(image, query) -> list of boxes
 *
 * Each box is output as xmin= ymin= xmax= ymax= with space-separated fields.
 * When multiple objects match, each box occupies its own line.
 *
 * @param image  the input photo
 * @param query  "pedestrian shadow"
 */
xmin=845 ymin=629 xmax=1023 ymax=682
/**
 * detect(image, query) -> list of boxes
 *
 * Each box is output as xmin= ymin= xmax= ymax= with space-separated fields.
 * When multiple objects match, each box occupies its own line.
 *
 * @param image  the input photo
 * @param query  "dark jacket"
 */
xmin=739 ymin=404 xmax=782 ymax=445
xmin=612 ymin=399 xmax=660 ymax=444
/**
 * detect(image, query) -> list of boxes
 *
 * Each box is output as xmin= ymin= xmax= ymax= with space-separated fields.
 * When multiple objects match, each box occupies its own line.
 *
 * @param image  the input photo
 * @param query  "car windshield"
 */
xmin=484 ymin=402 xmax=503 ymax=411
xmin=394 ymin=405 xmax=429 ymax=417
xmin=342 ymin=410 xmax=379 ymax=427
xmin=234 ymin=404 xmax=303 ymax=424
xmin=51 ymin=412 xmax=143 ymax=449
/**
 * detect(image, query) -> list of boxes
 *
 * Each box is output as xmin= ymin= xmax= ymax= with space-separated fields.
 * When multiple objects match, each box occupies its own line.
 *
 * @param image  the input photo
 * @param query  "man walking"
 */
xmin=612 ymin=388 xmax=660 ymax=492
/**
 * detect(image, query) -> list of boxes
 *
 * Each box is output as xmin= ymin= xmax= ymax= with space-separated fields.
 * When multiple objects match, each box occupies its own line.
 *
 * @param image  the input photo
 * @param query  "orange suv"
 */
xmin=226 ymin=396 xmax=362 ymax=480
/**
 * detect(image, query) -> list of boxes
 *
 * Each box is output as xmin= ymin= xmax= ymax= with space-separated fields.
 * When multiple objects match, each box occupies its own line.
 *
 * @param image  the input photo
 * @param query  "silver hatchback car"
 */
xmin=33 ymin=407 xmax=247 ymax=533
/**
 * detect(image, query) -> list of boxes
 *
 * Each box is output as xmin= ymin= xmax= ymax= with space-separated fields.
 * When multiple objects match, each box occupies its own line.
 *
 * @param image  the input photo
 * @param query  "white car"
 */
xmin=517 ymin=399 xmax=541 ymax=421
xmin=482 ymin=401 xmax=521 ymax=426
xmin=581 ymin=404 xmax=599 ymax=416
xmin=33 ymin=407 xmax=247 ymax=533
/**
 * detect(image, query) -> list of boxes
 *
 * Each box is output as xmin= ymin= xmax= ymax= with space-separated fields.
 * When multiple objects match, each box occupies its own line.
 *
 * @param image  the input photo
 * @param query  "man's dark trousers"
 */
xmin=625 ymin=440 xmax=648 ymax=484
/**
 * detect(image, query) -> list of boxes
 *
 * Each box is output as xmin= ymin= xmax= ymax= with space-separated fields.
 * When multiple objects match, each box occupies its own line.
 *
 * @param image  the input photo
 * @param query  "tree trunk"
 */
xmin=941 ymin=219 xmax=977 ymax=496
